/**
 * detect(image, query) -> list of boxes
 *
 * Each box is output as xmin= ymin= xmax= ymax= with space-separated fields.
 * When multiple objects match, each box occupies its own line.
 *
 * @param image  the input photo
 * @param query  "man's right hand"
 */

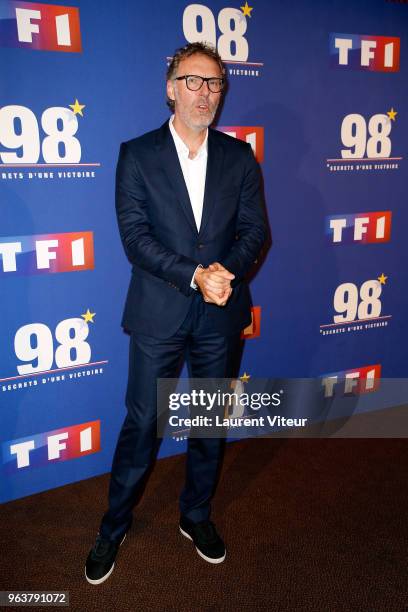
xmin=194 ymin=263 xmax=234 ymax=307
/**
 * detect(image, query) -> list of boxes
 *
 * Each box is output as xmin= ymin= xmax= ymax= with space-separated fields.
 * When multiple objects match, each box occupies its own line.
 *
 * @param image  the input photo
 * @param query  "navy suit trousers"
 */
xmin=99 ymin=291 xmax=242 ymax=541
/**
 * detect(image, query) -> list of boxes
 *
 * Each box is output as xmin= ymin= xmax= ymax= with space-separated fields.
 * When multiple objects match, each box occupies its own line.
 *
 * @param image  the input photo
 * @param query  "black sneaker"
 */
xmin=179 ymin=516 xmax=226 ymax=564
xmin=85 ymin=533 xmax=126 ymax=584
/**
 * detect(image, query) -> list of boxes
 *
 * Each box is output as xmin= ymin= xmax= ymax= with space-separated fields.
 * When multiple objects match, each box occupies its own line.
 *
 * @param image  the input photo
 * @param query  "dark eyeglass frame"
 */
xmin=174 ymin=74 xmax=225 ymax=93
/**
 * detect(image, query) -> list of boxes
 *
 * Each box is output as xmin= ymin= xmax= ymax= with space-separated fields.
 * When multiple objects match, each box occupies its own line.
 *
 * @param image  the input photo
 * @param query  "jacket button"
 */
xmin=198 ymin=243 xmax=204 ymax=249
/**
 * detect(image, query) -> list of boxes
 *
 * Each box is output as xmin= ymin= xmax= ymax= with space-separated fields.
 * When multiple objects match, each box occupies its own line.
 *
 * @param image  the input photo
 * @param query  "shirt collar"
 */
xmin=169 ymin=115 xmax=208 ymax=160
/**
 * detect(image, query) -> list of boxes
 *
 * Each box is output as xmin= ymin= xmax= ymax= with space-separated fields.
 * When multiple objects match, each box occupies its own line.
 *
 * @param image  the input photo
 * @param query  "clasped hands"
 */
xmin=194 ymin=262 xmax=234 ymax=307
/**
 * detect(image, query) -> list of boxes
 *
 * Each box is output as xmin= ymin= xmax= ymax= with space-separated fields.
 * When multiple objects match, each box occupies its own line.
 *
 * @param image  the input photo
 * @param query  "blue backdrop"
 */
xmin=1 ymin=0 xmax=407 ymax=503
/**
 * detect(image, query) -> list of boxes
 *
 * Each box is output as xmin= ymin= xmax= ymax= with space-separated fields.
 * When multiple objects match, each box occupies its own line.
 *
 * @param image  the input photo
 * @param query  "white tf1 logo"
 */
xmin=5 ymin=420 xmax=100 ymax=469
xmin=321 ymin=365 xmax=381 ymax=397
xmin=0 ymin=231 xmax=94 ymax=275
xmin=327 ymin=212 xmax=392 ymax=244
xmin=330 ymin=34 xmax=400 ymax=72
xmin=8 ymin=2 xmax=82 ymax=52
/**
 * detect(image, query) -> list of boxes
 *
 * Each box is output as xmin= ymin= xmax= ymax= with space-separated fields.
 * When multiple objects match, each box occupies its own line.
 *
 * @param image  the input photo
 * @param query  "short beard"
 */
xmin=174 ymin=89 xmax=218 ymax=132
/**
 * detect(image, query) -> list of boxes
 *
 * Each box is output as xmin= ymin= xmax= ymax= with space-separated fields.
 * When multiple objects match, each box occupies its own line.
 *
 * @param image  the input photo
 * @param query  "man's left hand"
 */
xmin=204 ymin=262 xmax=234 ymax=306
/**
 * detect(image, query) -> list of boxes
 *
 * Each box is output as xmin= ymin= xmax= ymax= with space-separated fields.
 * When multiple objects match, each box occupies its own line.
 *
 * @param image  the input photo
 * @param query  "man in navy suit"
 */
xmin=85 ymin=41 xmax=267 ymax=584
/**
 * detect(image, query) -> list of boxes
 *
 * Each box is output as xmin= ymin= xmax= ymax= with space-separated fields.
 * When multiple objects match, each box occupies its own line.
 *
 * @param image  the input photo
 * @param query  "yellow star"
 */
xmin=240 ymin=2 xmax=253 ymax=17
xmin=240 ymin=372 xmax=251 ymax=383
xmin=377 ymin=273 xmax=388 ymax=285
xmin=69 ymin=99 xmax=86 ymax=116
xmin=81 ymin=308 xmax=96 ymax=323
xmin=387 ymin=108 xmax=397 ymax=121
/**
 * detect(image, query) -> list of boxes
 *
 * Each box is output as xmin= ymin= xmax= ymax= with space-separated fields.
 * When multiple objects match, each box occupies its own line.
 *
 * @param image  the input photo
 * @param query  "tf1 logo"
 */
xmin=217 ymin=127 xmax=264 ymax=163
xmin=330 ymin=33 xmax=400 ymax=72
xmin=0 ymin=231 xmax=94 ymax=275
xmin=321 ymin=364 xmax=381 ymax=398
xmin=241 ymin=306 xmax=261 ymax=339
xmin=0 ymin=1 xmax=81 ymax=52
xmin=2 ymin=420 xmax=100 ymax=472
xmin=326 ymin=212 xmax=392 ymax=244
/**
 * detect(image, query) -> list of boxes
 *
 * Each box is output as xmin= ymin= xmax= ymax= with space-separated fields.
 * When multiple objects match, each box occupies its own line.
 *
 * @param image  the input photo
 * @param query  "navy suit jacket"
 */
xmin=115 ymin=119 xmax=267 ymax=339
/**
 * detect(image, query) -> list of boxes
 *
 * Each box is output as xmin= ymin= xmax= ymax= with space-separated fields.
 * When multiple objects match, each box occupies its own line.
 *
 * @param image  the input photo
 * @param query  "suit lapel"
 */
xmin=156 ymin=121 xmax=198 ymax=235
xmin=199 ymin=129 xmax=224 ymax=238
xmin=155 ymin=121 xmax=224 ymax=238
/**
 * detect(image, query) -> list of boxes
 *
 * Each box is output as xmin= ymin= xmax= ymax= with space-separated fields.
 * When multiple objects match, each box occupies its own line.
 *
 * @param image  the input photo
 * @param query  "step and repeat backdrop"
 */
xmin=1 ymin=0 xmax=407 ymax=503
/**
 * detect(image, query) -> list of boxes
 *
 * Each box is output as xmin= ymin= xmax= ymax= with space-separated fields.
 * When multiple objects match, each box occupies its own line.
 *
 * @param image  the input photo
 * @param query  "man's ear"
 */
xmin=166 ymin=80 xmax=175 ymax=103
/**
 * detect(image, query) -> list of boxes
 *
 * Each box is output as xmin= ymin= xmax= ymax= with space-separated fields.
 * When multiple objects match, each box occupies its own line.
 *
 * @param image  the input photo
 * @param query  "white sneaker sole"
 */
xmin=85 ymin=533 xmax=127 ymax=585
xmin=179 ymin=526 xmax=226 ymax=564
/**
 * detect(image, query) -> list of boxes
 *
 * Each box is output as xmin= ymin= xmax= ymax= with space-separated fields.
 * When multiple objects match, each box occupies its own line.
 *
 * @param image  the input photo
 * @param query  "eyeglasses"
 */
xmin=174 ymin=75 xmax=225 ymax=93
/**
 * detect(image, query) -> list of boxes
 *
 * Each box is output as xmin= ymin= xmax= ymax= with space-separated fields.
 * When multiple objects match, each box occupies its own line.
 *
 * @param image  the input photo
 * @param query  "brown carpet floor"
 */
xmin=1 ymin=436 xmax=407 ymax=611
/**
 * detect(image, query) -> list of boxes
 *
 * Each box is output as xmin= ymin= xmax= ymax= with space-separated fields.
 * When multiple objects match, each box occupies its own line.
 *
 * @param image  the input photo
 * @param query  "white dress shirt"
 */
xmin=168 ymin=115 xmax=208 ymax=289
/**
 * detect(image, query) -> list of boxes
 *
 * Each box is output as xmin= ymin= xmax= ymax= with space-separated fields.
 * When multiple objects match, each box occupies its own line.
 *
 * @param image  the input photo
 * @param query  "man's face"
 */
xmin=167 ymin=53 xmax=223 ymax=131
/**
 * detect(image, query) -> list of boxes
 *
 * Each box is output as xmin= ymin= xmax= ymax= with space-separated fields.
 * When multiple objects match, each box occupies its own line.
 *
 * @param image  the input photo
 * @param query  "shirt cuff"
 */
xmin=190 ymin=264 xmax=203 ymax=290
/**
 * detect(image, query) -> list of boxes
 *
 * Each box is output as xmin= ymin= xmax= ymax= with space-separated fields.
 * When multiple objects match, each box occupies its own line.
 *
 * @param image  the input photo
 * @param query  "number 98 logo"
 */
xmin=0 ymin=105 xmax=81 ymax=164
xmin=183 ymin=4 xmax=249 ymax=62
xmin=14 ymin=318 xmax=91 ymax=375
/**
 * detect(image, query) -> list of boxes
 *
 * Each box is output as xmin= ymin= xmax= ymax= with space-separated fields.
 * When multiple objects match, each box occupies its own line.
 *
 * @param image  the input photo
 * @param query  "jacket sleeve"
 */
xmin=221 ymin=143 xmax=267 ymax=285
xmin=115 ymin=141 xmax=199 ymax=297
